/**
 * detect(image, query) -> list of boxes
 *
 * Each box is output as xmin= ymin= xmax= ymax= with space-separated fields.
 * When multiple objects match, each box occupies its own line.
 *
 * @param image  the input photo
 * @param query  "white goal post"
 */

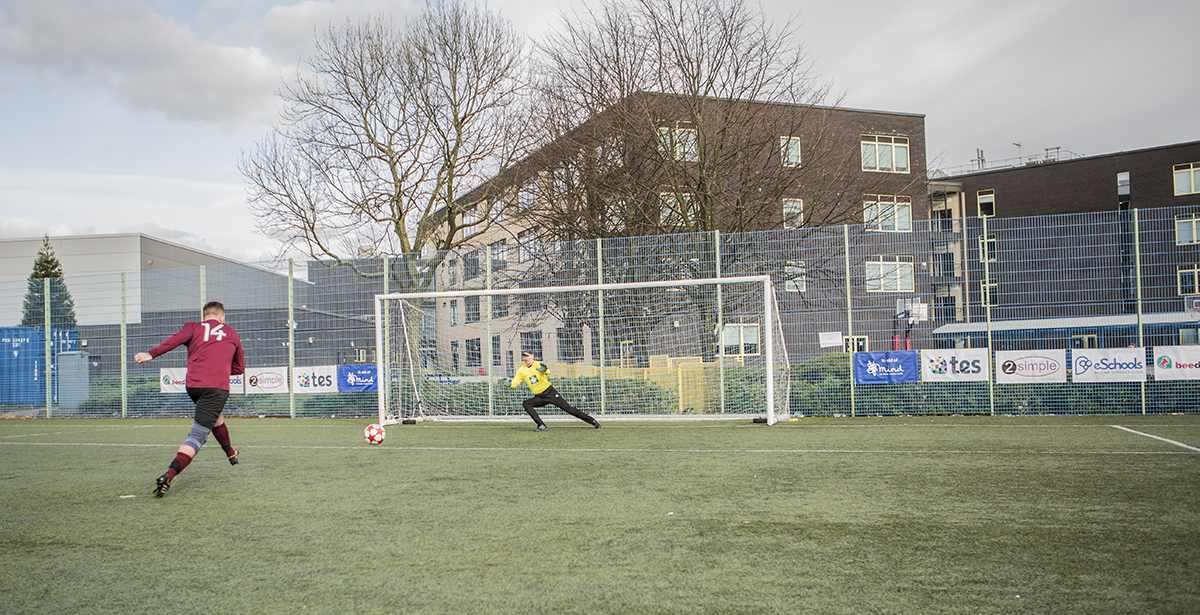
xmin=374 ymin=275 xmax=791 ymax=425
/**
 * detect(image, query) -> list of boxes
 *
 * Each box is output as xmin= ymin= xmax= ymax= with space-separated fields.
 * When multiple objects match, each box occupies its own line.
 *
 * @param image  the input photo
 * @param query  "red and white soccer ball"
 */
xmin=364 ymin=423 xmax=386 ymax=445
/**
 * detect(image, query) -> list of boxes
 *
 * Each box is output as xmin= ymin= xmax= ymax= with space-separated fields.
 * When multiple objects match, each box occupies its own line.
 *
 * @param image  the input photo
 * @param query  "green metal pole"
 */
xmin=843 ymin=225 xmax=856 ymax=417
xmin=1134 ymin=209 xmax=1146 ymax=415
xmin=120 ymin=273 xmax=128 ymax=418
xmin=486 ymin=247 xmax=494 ymax=417
xmin=44 ymin=277 xmax=52 ymax=418
xmin=982 ymin=217 xmax=996 ymax=416
xmin=715 ymin=230 xmax=725 ymax=415
xmin=288 ymin=259 xmax=296 ymax=419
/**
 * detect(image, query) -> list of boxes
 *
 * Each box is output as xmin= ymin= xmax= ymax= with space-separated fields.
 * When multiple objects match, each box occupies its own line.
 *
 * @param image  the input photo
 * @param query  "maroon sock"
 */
xmin=166 ymin=452 xmax=192 ymax=480
xmin=212 ymin=423 xmax=233 ymax=453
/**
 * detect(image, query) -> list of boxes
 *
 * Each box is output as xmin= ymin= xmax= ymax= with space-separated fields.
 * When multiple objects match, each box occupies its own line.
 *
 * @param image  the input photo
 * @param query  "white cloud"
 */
xmin=0 ymin=0 xmax=286 ymax=127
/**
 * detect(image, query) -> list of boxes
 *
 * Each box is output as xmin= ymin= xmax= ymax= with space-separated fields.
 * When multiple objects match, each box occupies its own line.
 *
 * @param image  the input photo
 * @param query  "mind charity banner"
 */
xmin=337 ymin=365 xmax=378 ymax=392
xmin=854 ymin=351 xmax=919 ymax=384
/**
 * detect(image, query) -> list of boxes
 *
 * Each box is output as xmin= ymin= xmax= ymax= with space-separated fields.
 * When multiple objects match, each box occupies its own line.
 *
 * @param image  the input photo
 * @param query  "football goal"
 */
xmin=374 ymin=275 xmax=790 ymax=425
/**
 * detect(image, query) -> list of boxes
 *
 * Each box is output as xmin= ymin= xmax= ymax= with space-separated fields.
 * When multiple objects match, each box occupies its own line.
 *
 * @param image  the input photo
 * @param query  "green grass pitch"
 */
xmin=2 ymin=415 xmax=1199 ymax=614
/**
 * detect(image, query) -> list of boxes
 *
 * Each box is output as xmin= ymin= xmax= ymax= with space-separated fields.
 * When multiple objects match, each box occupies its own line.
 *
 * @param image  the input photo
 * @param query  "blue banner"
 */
xmin=854 ymin=351 xmax=919 ymax=385
xmin=337 ymin=365 xmax=378 ymax=392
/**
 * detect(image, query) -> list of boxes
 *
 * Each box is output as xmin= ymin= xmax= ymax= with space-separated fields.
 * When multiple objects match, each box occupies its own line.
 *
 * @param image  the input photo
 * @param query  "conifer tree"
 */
xmin=20 ymin=236 xmax=78 ymax=329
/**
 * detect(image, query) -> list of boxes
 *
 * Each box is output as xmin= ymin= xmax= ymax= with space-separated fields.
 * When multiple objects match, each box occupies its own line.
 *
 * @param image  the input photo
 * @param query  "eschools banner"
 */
xmin=920 ymin=349 xmax=989 ymax=382
xmin=1072 ymin=348 xmax=1146 ymax=383
xmin=159 ymin=370 xmax=245 ymax=393
xmin=1152 ymin=346 xmax=1200 ymax=381
xmin=854 ymin=351 xmax=919 ymax=384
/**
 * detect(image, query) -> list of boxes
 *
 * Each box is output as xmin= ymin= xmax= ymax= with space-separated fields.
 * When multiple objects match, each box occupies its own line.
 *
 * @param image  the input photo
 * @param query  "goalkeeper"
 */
xmin=510 ymin=351 xmax=600 ymax=431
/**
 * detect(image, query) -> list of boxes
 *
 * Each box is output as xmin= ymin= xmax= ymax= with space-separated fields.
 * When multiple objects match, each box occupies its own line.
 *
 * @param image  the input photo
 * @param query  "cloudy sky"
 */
xmin=0 ymin=0 xmax=1196 ymax=264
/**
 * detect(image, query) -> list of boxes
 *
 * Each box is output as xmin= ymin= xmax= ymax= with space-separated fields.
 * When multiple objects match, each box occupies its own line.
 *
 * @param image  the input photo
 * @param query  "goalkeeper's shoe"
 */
xmin=534 ymin=425 xmax=548 ymax=432
xmin=592 ymin=420 xmax=601 ymax=429
xmin=154 ymin=473 xmax=171 ymax=498
xmin=227 ymin=447 xmax=239 ymax=466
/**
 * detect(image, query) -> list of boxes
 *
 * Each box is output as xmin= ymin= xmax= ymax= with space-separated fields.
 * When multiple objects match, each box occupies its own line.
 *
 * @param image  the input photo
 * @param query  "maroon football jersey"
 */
xmin=149 ymin=319 xmax=245 ymax=390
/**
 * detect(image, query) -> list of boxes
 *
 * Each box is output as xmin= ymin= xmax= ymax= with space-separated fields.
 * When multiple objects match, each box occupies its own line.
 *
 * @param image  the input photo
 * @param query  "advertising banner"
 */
xmin=1152 ymin=346 xmax=1200 ymax=381
xmin=159 ymin=368 xmax=186 ymax=393
xmin=995 ymin=349 xmax=1066 ymax=383
xmin=1071 ymin=348 xmax=1146 ymax=382
xmin=854 ymin=351 xmax=919 ymax=384
xmin=338 ymin=365 xmax=378 ymax=392
xmin=920 ymin=348 xmax=990 ymax=382
xmin=246 ymin=367 xmax=289 ymax=394
xmin=293 ymin=365 xmax=339 ymax=394
xmin=229 ymin=373 xmax=245 ymax=394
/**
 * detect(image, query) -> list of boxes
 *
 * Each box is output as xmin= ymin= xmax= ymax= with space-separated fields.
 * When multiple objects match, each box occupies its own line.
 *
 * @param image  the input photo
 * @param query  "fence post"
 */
xmin=44 ymin=277 xmax=52 ymax=418
xmin=486 ymin=247 xmax=494 ymax=417
xmin=596 ymin=238 xmax=607 ymax=415
xmin=982 ymin=216 xmax=996 ymax=416
xmin=121 ymin=272 xmax=128 ymax=418
xmin=288 ymin=259 xmax=295 ymax=419
xmin=715 ymin=230 xmax=725 ymax=416
xmin=1134 ymin=209 xmax=1146 ymax=415
xmin=843 ymin=225 xmax=856 ymax=417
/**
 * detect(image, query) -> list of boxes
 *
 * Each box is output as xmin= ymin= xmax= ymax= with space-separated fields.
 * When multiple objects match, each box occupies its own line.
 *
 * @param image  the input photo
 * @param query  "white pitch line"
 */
xmin=1111 ymin=425 xmax=1200 ymax=452
xmin=0 ymin=441 xmax=1196 ymax=455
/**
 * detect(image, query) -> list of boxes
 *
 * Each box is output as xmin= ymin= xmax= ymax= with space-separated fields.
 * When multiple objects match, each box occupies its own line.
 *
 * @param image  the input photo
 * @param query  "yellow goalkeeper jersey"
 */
xmin=511 ymin=361 xmax=552 ymax=395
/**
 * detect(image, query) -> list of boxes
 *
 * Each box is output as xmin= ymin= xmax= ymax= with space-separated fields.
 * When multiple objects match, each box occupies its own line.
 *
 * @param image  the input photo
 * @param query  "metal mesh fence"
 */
xmin=3 ymin=205 xmax=1199 ymax=419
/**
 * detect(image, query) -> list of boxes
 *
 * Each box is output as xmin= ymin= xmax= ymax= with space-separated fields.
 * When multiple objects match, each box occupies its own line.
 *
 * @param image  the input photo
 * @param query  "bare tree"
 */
xmin=240 ymin=1 xmax=530 ymax=288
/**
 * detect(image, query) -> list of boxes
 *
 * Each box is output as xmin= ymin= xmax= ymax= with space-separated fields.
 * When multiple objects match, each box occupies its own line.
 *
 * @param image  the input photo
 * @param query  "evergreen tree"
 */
xmin=20 ymin=236 xmax=78 ymax=329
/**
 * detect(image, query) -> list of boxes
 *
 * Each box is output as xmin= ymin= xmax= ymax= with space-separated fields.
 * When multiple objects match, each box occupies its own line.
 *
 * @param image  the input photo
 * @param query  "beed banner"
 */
xmin=995 ymin=349 xmax=1066 ymax=383
xmin=1071 ymin=348 xmax=1146 ymax=383
xmin=159 ymin=368 xmax=186 ymax=393
xmin=854 ymin=351 xmax=919 ymax=384
xmin=246 ymin=367 xmax=289 ymax=394
xmin=293 ymin=365 xmax=339 ymax=394
xmin=338 ymin=365 xmax=378 ymax=392
xmin=1152 ymin=346 xmax=1200 ymax=381
xmin=920 ymin=348 xmax=990 ymax=382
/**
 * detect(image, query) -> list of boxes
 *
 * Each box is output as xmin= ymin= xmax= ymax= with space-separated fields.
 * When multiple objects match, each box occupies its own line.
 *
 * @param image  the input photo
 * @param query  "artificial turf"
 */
xmin=1 ymin=415 xmax=1198 ymax=614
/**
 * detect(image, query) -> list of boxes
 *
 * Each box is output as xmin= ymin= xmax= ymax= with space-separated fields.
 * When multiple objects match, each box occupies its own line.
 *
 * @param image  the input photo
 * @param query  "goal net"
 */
xmin=374 ymin=275 xmax=790 ymax=425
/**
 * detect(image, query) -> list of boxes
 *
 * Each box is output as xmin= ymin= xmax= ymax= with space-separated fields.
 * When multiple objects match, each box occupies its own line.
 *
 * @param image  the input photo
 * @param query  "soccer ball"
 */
xmin=364 ymin=423 xmax=386 ymax=445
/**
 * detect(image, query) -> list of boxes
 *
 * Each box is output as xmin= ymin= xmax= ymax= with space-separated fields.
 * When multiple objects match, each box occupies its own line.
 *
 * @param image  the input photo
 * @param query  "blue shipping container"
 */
xmin=0 ymin=327 xmax=46 ymax=405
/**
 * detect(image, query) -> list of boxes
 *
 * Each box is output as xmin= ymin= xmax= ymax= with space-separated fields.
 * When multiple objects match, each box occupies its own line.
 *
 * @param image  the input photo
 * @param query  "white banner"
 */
xmin=995 ymin=349 xmax=1067 ymax=383
xmin=1152 ymin=346 xmax=1200 ymax=380
xmin=159 ymin=368 xmax=186 ymax=393
xmin=246 ymin=367 xmax=289 ymax=394
xmin=818 ymin=332 xmax=843 ymax=348
xmin=1071 ymin=348 xmax=1146 ymax=382
xmin=229 ymin=373 xmax=245 ymax=394
xmin=292 ymin=365 xmax=339 ymax=394
xmin=920 ymin=349 xmax=989 ymax=382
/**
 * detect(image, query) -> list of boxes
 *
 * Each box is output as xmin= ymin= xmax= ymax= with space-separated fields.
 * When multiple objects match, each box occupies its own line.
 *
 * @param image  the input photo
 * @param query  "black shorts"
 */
xmin=186 ymin=387 xmax=230 ymax=429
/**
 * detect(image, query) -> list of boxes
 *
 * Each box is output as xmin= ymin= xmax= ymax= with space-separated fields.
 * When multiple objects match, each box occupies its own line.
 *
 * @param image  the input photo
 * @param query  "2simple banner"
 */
xmin=159 ymin=365 xmax=378 ymax=393
xmin=854 ymin=346 xmax=1200 ymax=384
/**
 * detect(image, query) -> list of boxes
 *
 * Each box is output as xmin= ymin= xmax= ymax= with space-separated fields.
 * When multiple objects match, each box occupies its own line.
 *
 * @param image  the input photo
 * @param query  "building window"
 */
xmin=519 ymin=330 xmax=543 ymax=358
xmin=465 ymin=338 xmax=482 ymax=368
xmin=844 ymin=335 xmax=868 ymax=353
xmin=451 ymin=340 xmax=460 ymax=371
xmin=932 ymin=242 xmax=954 ymax=278
xmin=982 ymin=276 xmax=999 ymax=307
xmin=784 ymin=260 xmax=806 ymax=292
xmin=491 ymin=295 xmax=508 ymax=319
xmin=517 ymin=227 xmax=537 ymax=262
xmin=465 ymin=296 xmax=480 ymax=323
xmin=1181 ymin=328 xmax=1199 ymax=345
xmin=977 ymin=189 xmax=995 ymax=217
xmin=866 ymin=256 xmax=914 ymax=292
xmin=490 ymin=240 xmax=507 ymax=270
xmin=864 ymin=195 xmax=912 ymax=232
xmin=557 ymin=327 xmax=584 ymax=362
xmin=931 ymin=193 xmax=955 ymax=232
xmin=447 ymin=258 xmax=458 ymax=286
xmin=463 ymin=251 xmax=480 ymax=280
xmin=780 ymin=136 xmax=801 ymax=167
xmin=721 ymin=323 xmax=760 ymax=356
xmin=982 ymin=233 xmax=997 ymax=262
xmin=449 ymin=300 xmax=459 ymax=326
xmin=933 ymin=288 xmax=959 ymax=321
xmin=1176 ymin=213 xmax=1200 ymax=245
xmin=1071 ymin=334 xmax=1097 ymax=349
xmin=658 ymin=125 xmax=699 ymax=162
xmin=1175 ymin=162 xmax=1200 ymax=196
xmin=1179 ymin=264 xmax=1200 ymax=295
xmin=861 ymin=135 xmax=910 ymax=173
xmin=492 ymin=335 xmax=502 ymax=366
xmin=660 ymin=192 xmax=697 ymax=227
xmin=517 ymin=181 xmax=538 ymax=210
xmin=783 ymin=199 xmax=803 ymax=228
